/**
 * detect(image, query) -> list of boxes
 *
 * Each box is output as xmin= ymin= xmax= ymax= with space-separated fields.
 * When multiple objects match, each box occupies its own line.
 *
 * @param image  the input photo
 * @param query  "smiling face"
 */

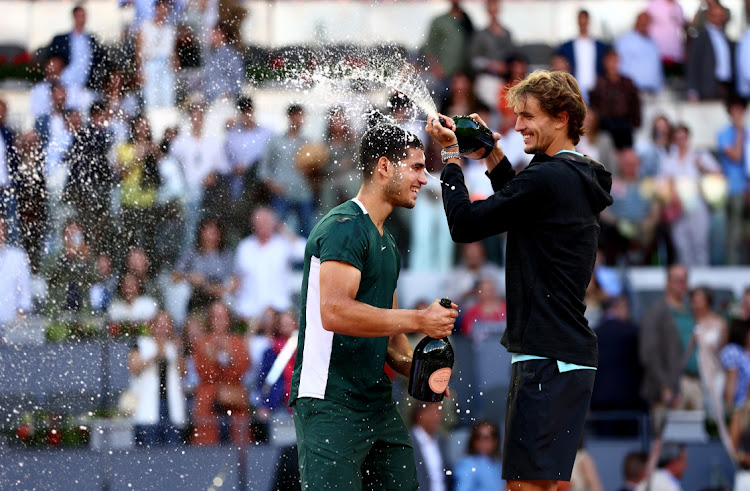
xmin=514 ymin=95 xmax=562 ymax=155
xmin=383 ymin=147 xmax=427 ymax=209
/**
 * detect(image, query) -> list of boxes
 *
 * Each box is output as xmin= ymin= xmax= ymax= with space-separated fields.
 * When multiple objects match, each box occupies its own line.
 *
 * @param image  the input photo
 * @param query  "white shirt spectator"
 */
xmin=573 ymin=37 xmax=597 ymax=95
xmin=616 ymin=30 xmax=664 ymax=93
xmin=0 ymin=245 xmax=32 ymax=323
xmin=232 ymin=233 xmax=305 ymax=321
xmin=736 ymin=28 xmax=750 ymax=98
xmin=635 ymin=468 xmax=682 ymax=491
xmin=169 ymin=133 xmax=228 ymax=190
xmin=224 ymin=124 xmax=274 ymax=171
xmin=131 ymin=336 xmax=187 ymax=426
xmin=29 ymin=82 xmax=52 ymax=119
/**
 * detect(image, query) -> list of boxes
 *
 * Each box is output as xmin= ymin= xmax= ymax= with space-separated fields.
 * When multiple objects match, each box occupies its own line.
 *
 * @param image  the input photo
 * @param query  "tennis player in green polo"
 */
xmin=288 ymin=122 xmax=458 ymax=490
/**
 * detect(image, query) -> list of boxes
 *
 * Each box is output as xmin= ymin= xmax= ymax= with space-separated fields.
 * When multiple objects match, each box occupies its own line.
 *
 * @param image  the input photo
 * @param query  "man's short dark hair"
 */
xmin=359 ymin=123 xmax=423 ymax=181
xmin=72 ymin=3 xmax=85 ymax=15
xmin=237 ymin=96 xmax=254 ymax=113
xmin=622 ymin=451 xmax=647 ymax=481
xmin=287 ymin=104 xmax=304 ymax=116
xmin=658 ymin=442 xmax=685 ymax=468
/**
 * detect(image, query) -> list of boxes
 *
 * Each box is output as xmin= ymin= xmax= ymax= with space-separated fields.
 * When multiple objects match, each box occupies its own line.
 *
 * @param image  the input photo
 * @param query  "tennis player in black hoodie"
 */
xmin=426 ymin=70 xmax=613 ymax=490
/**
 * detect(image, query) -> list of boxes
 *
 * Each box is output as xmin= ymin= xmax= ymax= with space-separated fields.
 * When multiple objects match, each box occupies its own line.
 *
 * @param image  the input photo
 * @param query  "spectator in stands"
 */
xmin=646 ymin=0 xmax=687 ymax=76
xmin=469 ymin=0 xmax=515 ymax=106
xmin=116 ymin=114 xmax=162 ymax=257
xmin=29 ymin=56 xmax=64 ymax=120
xmin=721 ymin=318 xmax=750 ymax=412
xmin=108 ymin=272 xmax=159 ymax=328
xmin=181 ymin=312 xmax=205 ymax=424
xmin=421 ymin=0 xmax=474 ymax=84
xmin=128 ymin=310 xmax=187 ymax=446
xmin=737 ymin=24 xmax=750 ymax=98
xmin=63 ymin=101 xmax=115 ymax=256
xmin=173 ymin=218 xmax=235 ymax=313
xmin=556 ymin=9 xmax=610 ymax=101
xmin=222 ymin=95 xmax=273 ymax=244
xmin=687 ymin=1 xmax=733 ymax=101
xmin=90 ymin=253 xmax=118 ymax=314
xmin=619 ymin=451 xmax=648 ymax=490
xmin=169 ymin=103 xmax=227 ymax=250
xmin=0 ymin=99 xmax=17 ymax=237
xmin=259 ymin=104 xmax=316 ymax=236
xmin=635 ymin=442 xmax=688 ymax=491
xmin=659 ymin=124 xmax=722 ymax=267
xmin=232 ymin=207 xmax=305 ymax=325
xmin=193 ymin=301 xmax=251 ymax=446
xmin=202 ymin=22 xmax=243 ymax=103
xmin=46 ymin=4 xmax=106 ymax=106
xmin=124 ymin=246 xmax=161 ymax=304
xmin=691 ymin=286 xmax=729 ymax=438
xmin=589 ymin=50 xmax=641 ymax=149
xmin=102 ymin=70 xmax=140 ymax=147
xmin=44 ymin=219 xmax=98 ymax=315
xmin=591 ymin=295 xmax=646 ymax=420
xmin=599 ymin=148 xmax=662 ymax=265
xmin=454 ymin=421 xmax=504 ymax=491
xmin=319 ymin=105 xmax=358 ymax=214
xmin=636 ymin=114 xmax=672 ymax=178
xmin=136 ymin=0 xmax=177 ymax=109
xmin=615 ymin=12 xmax=664 ymax=94
xmin=0 ymin=216 xmax=32 ymax=330
xmin=717 ymin=97 xmax=749 ymax=265
xmin=460 ymin=276 xmax=506 ymax=342
xmin=35 ymin=84 xmax=74 ymax=256
xmin=442 ymin=242 xmax=503 ymax=310
xmin=252 ymin=310 xmax=297 ymax=438
xmin=639 ymin=264 xmax=700 ymax=425
xmin=576 ymin=108 xmax=617 ymax=174
xmin=410 ymin=402 xmax=453 ymax=491
xmin=13 ymin=131 xmax=47 ymax=272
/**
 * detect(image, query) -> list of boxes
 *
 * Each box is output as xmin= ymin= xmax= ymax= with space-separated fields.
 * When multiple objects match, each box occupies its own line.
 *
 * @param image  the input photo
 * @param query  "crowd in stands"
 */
xmin=0 ymin=0 xmax=749 ymax=487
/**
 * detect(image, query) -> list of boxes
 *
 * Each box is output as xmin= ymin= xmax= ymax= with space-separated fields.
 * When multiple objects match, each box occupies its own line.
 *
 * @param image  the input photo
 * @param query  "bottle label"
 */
xmin=428 ymin=368 xmax=452 ymax=394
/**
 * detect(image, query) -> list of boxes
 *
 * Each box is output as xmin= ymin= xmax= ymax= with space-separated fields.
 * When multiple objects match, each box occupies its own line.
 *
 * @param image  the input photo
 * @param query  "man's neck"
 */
xmin=355 ymin=188 xmax=391 ymax=234
xmin=545 ymin=137 xmax=577 ymax=157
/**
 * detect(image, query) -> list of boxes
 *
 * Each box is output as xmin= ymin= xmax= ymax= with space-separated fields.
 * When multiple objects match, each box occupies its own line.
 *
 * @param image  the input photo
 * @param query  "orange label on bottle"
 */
xmin=428 ymin=367 xmax=452 ymax=394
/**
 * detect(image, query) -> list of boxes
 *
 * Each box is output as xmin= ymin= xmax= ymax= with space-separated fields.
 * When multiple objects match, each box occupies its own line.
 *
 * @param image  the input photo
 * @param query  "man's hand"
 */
xmin=464 ymin=113 xmax=505 ymax=169
xmin=425 ymin=113 xmax=459 ymax=149
xmin=418 ymin=299 xmax=458 ymax=339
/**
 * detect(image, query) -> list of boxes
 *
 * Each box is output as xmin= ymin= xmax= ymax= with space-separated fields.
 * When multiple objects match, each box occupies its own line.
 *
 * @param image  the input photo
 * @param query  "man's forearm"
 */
xmin=322 ymin=297 xmax=421 ymax=338
xmin=386 ymin=333 xmax=414 ymax=378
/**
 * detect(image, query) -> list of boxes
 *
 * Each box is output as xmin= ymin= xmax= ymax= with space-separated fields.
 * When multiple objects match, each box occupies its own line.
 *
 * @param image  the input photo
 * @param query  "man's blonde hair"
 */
xmin=505 ymin=70 xmax=587 ymax=145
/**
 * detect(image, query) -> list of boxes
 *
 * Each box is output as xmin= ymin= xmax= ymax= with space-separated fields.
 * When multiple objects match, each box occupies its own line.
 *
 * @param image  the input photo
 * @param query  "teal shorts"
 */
xmin=292 ymin=397 xmax=418 ymax=490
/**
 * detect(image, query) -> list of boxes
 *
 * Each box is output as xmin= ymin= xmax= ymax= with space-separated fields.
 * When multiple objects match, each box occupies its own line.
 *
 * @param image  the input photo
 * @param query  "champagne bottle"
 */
xmin=440 ymin=115 xmax=496 ymax=158
xmin=408 ymin=298 xmax=455 ymax=402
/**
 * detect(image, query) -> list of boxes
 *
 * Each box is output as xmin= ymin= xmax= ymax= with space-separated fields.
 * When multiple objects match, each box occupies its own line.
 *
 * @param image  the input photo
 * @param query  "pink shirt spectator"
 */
xmin=647 ymin=0 xmax=686 ymax=63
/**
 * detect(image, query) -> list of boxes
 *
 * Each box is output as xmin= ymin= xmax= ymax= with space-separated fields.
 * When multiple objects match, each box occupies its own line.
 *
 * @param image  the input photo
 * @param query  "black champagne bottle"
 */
xmin=408 ymin=298 xmax=455 ymax=402
xmin=440 ymin=115 xmax=496 ymax=158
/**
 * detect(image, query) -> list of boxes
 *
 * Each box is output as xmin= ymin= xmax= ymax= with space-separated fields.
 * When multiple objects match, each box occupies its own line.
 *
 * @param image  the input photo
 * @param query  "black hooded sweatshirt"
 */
xmin=441 ymin=152 xmax=613 ymax=367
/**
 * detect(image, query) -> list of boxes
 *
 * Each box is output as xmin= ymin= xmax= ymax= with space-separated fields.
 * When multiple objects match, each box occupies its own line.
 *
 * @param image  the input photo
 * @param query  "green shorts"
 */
xmin=292 ymin=397 xmax=418 ymax=491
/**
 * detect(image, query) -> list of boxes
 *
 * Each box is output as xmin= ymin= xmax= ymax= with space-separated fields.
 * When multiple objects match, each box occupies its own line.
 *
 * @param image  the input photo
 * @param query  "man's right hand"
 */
xmin=418 ymin=299 xmax=458 ymax=339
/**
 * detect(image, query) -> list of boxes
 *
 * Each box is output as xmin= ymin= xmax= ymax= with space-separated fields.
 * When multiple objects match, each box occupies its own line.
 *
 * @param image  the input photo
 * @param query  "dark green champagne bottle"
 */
xmin=440 ymin=115 xmax=495 ymax=158
xmin=408 ymin=298 xmax=455 ymax=402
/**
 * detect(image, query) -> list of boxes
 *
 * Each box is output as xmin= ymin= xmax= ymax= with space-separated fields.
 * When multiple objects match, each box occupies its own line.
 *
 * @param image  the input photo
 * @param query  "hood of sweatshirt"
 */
xmin=530 ymin=151 xmax=613 ymax=213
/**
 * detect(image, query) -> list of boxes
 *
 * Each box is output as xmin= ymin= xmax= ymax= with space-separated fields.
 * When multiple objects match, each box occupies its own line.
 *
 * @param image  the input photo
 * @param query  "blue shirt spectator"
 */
xmin=615 ymin=12 xmax=664 ymax=93
xmin=721 ymin=342 xmax=750 ymax=410
xmin=202 ymin=24 xmax=244 ymax=102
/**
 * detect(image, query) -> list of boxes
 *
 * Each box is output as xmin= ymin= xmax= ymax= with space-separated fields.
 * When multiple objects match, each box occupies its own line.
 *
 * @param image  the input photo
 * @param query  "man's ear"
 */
xmin=376 ymin=156 xmax=391 ymax=176
xmin=555 ymin=111 xmax=570 ymax=130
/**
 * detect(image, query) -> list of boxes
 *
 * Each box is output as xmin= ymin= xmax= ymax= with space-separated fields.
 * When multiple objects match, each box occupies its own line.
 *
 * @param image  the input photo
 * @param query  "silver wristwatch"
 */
xmin=440 ymin=148 xmax=461 ymax=163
